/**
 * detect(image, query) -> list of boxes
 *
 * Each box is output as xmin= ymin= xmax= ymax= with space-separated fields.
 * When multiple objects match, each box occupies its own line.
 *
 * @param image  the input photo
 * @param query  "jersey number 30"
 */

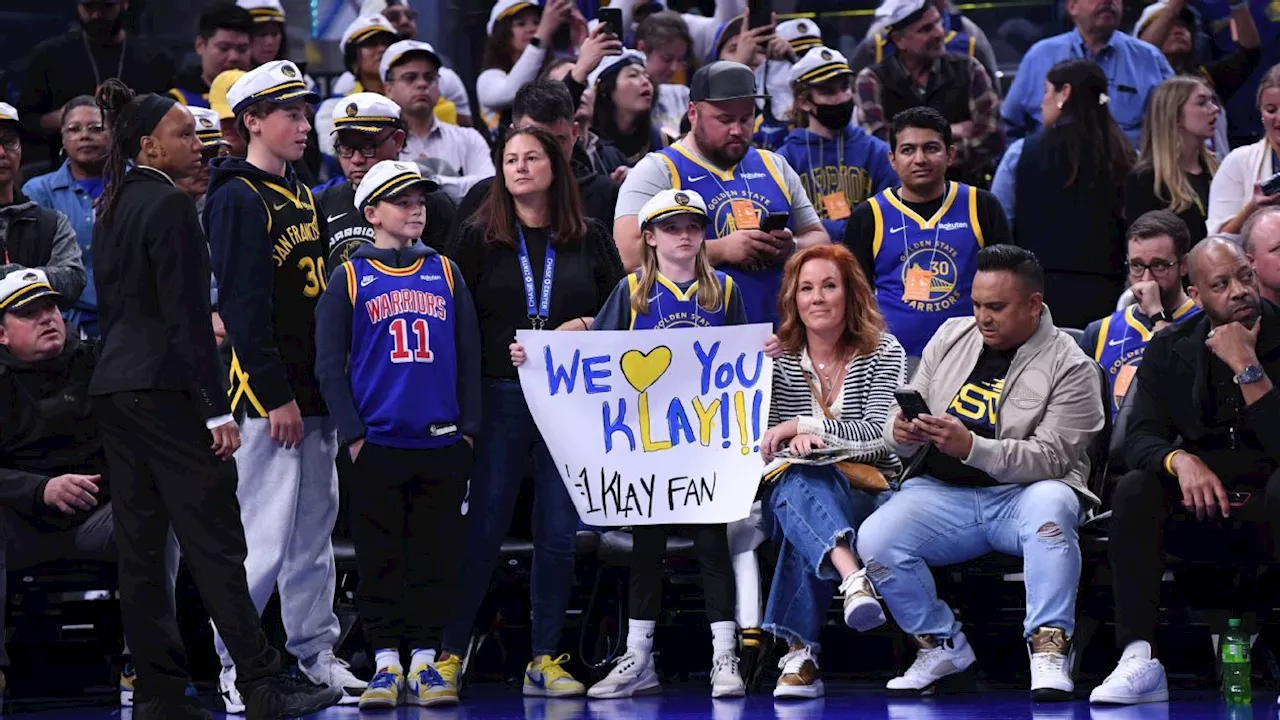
xmin=388 ymin=318 xmax=434 ymax=363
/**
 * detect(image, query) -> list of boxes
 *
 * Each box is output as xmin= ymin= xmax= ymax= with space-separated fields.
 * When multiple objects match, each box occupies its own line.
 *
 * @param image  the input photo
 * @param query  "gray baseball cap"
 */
xmin=689 ymin=61 xmax=764 ymax=103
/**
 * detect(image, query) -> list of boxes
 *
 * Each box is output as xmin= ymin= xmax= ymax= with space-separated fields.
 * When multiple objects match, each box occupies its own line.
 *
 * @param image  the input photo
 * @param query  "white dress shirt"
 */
xmin=400 ymin=119 xmax=496 ymax=202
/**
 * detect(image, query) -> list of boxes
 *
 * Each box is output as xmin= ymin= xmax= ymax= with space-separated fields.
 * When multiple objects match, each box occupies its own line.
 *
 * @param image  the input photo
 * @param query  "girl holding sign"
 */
xmin=758 ymin=244 xmax=907 ymax=699
xmin=511 ymin=188 xmax=749 ymax=699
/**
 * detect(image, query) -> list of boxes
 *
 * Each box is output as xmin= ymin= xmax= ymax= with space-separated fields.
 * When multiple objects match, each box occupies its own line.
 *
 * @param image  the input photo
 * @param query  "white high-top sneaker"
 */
xmin=300 ymin=649 xmax=367 ymax=705
xmin=586 ymin=650 xmax=660 ymax=699
xmin=1089 ymin=641 xmax=1168 ymax=705
xmin=1028 ymin=627 xmax=1075 ymax=701
xmin=710 ymin=650 xmax=746 ymax=698
xmin=886 ymin=631 xmax=977 ymax=696
xmin=840 ymin=569 xmax=886 ymax=632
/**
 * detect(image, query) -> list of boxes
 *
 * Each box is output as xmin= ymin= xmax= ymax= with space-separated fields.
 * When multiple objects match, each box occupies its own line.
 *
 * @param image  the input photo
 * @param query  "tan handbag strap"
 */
xmin=801 ymin=369 xmax=837 ymax=421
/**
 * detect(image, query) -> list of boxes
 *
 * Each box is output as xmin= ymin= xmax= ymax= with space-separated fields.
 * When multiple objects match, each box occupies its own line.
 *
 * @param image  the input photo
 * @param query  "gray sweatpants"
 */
xmin=212 ymin=416 xmax=341 ymax=666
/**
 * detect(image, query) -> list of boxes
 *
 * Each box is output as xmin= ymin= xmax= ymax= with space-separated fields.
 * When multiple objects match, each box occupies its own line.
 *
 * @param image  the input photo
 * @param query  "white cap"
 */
xmin=236 ymin=0 xmax=285 ymax=24
xmin=340 ymin=14 xmax=399 ymax=53
xmin=789 ymin=47 xmax=854 ymax=87
xmin=1134 ymin=1 xmax=1195 ymax=37
xmin=0 ymin=103 xmax=18 ymax=124
xmin=883 ymin=0 xmax=929 ymax=33
xmin=226 ymin=60 xmax=320 ymax=116
xmin=488 ymin=0 xmax=540 ymax=35
xmin=588 ymin=49 xmax=646 ymax=89
xmin=353 ymin=160 xmax=440 ymax=210
xmin=775 ymin=19 xmax=823 ymax=54
xmin=638 ymin=189 xmax=709 ymax=231
xmin=332 ymin=92 xmax=402 ymax=135
xmin=0 ymin=269 xmax=70 ymax=315
xmin=188 ymin=106 xmax=227 ymax=147
xmin=379 ymin=40 xmax=442 ymax=83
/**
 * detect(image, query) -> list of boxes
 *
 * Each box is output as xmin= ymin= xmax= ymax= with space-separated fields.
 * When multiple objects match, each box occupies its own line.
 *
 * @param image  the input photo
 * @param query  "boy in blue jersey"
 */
xmin=842 ymin=107 xmax=1009 ymax=359
xmin=777 ymin=47 xmax=898 ymax=242
xmin=1080 ymin=211 xmax=1200 ymax=418
xmin=315 ymin=160 xmax=480 ymax=709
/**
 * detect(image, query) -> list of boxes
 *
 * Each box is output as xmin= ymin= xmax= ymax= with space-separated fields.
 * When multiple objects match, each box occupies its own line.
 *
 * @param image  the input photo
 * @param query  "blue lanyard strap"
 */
xmin=517 ymin=226 xmax=556 ymax=330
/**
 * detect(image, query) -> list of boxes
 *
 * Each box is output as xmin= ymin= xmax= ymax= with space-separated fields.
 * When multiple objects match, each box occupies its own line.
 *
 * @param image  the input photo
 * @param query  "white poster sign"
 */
xmin=517 ymin=325 xmax=773 ymax=526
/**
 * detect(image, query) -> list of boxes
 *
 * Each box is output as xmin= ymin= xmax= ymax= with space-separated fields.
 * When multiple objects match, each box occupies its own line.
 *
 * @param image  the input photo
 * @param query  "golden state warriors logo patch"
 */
xmin=798 ymin=22 xmax=809 ymax=33
xmin=199 ymin=117 xmax=215 ymax=129
xmin=899 ymin=242 xmax=960 ymax=312
xmin=821 ymin=49 xmax=832 ymax=60
xmin=711 ymin=194 xmax=770 ymax=237
xmin=281 ymin=63 xmax=298 ymax=78
xmin=675 ymin=192 xmax=690 ymax=205
xmin=346 ymin=103 xmax=359 ymax=117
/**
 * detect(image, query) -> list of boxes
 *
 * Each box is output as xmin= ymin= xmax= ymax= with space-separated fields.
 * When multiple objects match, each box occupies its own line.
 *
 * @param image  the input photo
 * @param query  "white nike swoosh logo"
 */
xmin=687 ymin=174 xmax=707 ymax=182
xmin=1108 ymin=339 xmax=1128 ymax=347
xmin=272 ymin=202 xmax=288 ymax=211
xmin=888 ymin=225 xmax=906 ymax=233
xmin=328 ymin=213 xmax=347 ymax=222
xmin=361 ymin=277 xmax=375 ymax=287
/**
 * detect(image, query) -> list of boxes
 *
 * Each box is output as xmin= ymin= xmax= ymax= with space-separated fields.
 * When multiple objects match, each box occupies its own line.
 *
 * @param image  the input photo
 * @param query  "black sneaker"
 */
xmin=240 ymin=672 xmax=343 ymax=719
xmin=133 ymin=696 xmax=213 ymax=720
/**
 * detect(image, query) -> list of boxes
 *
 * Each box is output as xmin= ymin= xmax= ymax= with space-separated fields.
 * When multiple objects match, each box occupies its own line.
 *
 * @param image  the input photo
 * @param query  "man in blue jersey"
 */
xmin=843 ymin=106 xmax=1009 ymax=360
xmin=167 ymin=3 xmax=254 ymax=109
xmin=777 ymin=47 xmax=898 ymax=242
xmin=614 ymin=61 xmax=829 ymax=325
xmin=1080 ymin=211 xmax=1200 ymax=418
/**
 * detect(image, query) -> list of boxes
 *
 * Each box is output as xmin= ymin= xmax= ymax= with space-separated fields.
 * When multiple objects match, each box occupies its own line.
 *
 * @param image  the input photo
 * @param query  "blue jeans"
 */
xmin=761 ymin=464 xmax=887 ymax=648
xmin=856 ymin=475 xmax=1084 ymax=640
xmin=442 ymin=379 xmax=579 ymax=658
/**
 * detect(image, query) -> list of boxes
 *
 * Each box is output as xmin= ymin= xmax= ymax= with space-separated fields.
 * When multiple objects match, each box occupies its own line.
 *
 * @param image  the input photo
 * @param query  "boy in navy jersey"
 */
xmin=204 ymin=60 xmax=366 ymax=709
xmin=315 ymin=160 xmax=480 ymax=710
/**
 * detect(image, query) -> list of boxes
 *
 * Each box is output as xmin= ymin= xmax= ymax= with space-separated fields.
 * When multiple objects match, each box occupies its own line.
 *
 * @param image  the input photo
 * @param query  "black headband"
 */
xmin=123 ymin=94 xmax=177 ymax=158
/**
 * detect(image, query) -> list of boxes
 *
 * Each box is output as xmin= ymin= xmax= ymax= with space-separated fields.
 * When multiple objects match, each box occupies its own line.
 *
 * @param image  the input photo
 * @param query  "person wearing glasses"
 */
xmin=377 ymin=0 xmax=475 ymax=128
xmin=1079 ymin=211 xmax=1200 ymax=419
xmin=314 ymin=93 xmax=454 ymax=268
xmin=23 ymin=96 xmax=108 ymax=337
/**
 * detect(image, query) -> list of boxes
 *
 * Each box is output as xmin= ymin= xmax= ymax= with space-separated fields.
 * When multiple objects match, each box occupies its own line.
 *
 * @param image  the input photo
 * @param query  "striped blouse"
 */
xmin=767 ymin=332 xmax=908 ymax=480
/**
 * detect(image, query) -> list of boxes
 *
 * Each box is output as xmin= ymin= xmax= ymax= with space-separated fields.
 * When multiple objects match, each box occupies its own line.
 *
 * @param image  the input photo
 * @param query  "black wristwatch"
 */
xmin=1151 ymin=310 xmax=1173 ymax=324
xmin=528 ymin=36 xmax=542 ymax=48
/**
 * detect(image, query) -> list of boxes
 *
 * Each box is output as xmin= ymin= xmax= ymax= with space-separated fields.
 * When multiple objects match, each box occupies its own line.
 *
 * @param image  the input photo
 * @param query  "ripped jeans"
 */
xmin=761 ymin=464 xmax=889 ymax=649
xmin=856 ymin=475 xmax=1084 ymax=641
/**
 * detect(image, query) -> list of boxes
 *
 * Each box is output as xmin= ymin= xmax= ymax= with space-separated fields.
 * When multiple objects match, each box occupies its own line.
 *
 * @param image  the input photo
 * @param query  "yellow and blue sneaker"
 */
xmin=524 ymin=654 xmax=586 ymax=697
xmin=358 ymin=667 xmax=404 ymax=710
xmin=406 ymin=659 xmax=458 ymax=707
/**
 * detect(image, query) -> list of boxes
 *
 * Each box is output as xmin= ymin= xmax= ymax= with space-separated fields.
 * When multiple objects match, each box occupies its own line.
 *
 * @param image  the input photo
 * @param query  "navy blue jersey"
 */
xmin=1092 ymin=300 xmax=1200 ymax=416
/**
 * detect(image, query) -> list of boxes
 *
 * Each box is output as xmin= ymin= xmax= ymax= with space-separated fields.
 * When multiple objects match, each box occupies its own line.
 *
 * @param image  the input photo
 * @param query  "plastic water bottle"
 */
xmin=1222 ymin=618 xmax=1251 ymax=704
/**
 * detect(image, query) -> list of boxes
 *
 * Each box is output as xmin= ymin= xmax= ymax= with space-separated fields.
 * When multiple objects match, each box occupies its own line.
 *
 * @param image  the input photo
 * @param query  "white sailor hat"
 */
xmin=488 ymin=0 xmax=540 ymax=35
xmin=379 ymin=40 xmax=442 ymax=84
xmin=0 ymin=269 xmax=71 ymax=315
xmin=775 ymin=19 xmax=823 ymax=54
xmin=588 ymin=49 xmax=647 ymax=89
xmin=332 ymin=92 xmax=402 ymax=135
xmin=236 ymin=0 xmax=285 ymax=24
xmin=226 ymin=60 xmax=320 ymax=116
xmin=188 ymin=106 xmax=228 ymax=148
xmin=788 ymin=47 xmax=853 ymax=88
xmin=883 ymin=0 xmax=930 ymax=33
xmin=354 ymin=160 xmax=440 ymax=210
xmin=638 ymin=189 xmax=710 ymax=231
xmin=340 ymin=14 xmax=399 ymax=53
xmin=0 ymin=103 xmax=18 ymax=125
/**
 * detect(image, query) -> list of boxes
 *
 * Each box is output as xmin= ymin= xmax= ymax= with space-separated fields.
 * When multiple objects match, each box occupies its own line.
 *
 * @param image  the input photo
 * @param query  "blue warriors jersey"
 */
xmin=345 ymin=254 xmax=461 ymax=449
xmin=625 ymin=270 xmax=736 ymax=330
xmin=168 ymin=87 xmax=210 ymax=109
xmin=656 ymin=144 xmax=793 ymax=325
xmin=868 ymin=182 xmax=984 ymax=357
xmin=1093 ymin=300 xmax=1200 ymax=416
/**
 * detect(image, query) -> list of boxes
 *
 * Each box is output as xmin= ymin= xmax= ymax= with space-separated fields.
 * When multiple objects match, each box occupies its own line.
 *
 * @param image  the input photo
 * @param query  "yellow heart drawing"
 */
xmin=620 ymin=346 xmax=673 ymax=394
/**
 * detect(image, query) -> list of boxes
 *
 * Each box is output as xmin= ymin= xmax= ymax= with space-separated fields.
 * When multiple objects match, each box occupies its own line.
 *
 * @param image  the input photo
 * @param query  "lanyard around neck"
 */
xmin=517 ymin=225 xmax=555 ymax=330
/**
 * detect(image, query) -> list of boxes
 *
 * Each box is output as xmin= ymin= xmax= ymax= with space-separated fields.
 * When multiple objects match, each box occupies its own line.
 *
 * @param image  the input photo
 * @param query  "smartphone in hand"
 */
xmin=894 ymin=389 xmax=931 ymax=420
xmin=598 ymin=7 xmax=623 ymax=39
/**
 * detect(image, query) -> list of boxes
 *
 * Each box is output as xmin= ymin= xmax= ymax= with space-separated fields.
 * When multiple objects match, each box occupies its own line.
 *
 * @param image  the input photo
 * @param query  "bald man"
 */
xmin=1244 ymin=207 xmax=1280 ymax=306
xmin=1091 ymin=237 xmax=1280 ymax=705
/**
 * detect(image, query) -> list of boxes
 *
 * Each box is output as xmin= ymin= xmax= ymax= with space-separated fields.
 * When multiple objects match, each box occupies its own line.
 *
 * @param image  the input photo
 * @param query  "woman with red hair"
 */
xmin=759 ymin=244 xmax=907 ymax=699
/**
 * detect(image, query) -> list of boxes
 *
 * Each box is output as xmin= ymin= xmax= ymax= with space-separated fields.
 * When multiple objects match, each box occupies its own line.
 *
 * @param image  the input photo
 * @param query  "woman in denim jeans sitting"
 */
xmin=758 ymin=244 xmax=906 ymax=700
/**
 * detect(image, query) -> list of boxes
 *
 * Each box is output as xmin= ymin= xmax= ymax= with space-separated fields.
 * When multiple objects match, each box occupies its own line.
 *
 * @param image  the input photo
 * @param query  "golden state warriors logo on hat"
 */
xmin=346 ymin=102 xmax=359 ymax=117
xmin=799 ymin=22 xmax=809 ymax=33
xmin=675 ymin=192 xmax=690 ymax=205
xmin=821 ymin=49 xmax=832 ymax=60
xmin=281 ymin=64 xmax=297 ymax=78
xmin=199 ymin=117 xmax=214 ymax=129
xmin=21 ymin=272 xmax=37 ymax=282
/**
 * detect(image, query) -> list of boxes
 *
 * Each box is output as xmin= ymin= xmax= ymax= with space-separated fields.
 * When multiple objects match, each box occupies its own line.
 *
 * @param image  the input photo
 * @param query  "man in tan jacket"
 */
xmin=857 ymin=245 xmax=1105 ymax=701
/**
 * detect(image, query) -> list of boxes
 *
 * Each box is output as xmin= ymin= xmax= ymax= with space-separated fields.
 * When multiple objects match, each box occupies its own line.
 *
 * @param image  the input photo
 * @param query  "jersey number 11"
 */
xmin=388 ymin=318 xmax=434 ymax=363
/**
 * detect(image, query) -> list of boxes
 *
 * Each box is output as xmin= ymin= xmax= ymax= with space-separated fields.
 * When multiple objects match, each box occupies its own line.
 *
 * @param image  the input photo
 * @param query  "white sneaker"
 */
xmin=586 ymin=650 xmax=660 ymax=699
xmin=710 ymin=651 xmax=745 ymax=698
xmin=219 ymin=665 xmax=245 ymax=714
xmin=886 ymin=632 xmax=977 ymax=696
xmin=1089 ymin=641 xmax=1168 ymax=705
xmin=300 ymin=649 xmax=367 ymax=706
xmin=1028 ymin=627 xmax=1074 ymax=701
xmin=773 ymin=646 xmax=824 ymax=699
xmin=840 ymin=569 xmax=886 ymax=632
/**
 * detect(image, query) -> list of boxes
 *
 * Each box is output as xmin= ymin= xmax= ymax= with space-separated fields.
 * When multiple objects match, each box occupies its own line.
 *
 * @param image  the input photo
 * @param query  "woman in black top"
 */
xmin=443 ymin=126 xmax=623 ymax=693
xmin=88 ymin=80 xmax=337 ymax=718
xmin=1125 ymin=75 xmax=1220 ymax=247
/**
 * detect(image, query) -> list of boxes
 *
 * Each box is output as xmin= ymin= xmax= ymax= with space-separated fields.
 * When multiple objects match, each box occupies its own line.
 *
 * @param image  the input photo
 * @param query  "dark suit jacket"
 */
xmin=1126 ymin=299 xmax=1280 ymax=476
xmin=88 ymin=167 xmax=229 ymax=420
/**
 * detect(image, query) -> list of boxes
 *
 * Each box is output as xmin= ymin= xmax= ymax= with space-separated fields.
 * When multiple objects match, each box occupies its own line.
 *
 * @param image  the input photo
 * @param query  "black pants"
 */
xmin=1108 ymin=467 xmax=1280 ymax=650
xmin=349 ymin=441 xmax=472 ymax=651
xmin=95 ymin=391 xmax=280 ymax=701
xmin=630 ymin=524 xmax=735 ymax=623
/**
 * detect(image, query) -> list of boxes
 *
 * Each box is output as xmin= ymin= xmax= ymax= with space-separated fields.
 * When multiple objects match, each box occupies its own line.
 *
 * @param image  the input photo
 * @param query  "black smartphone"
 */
xmin=598 ymin=7 xmax=623 ymax=39
xmin=760 ymin=212 xmax=790 ymax=232
xmin=1228 ymin=491 xmax=1253 ymax=508
xmin=894 ymin=389 xmax=932 ymax=420
xmin=748 ymin=0 xmax=773 ymax=29
xmin=1261 ymin=171 xmax=1280 ymax=197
